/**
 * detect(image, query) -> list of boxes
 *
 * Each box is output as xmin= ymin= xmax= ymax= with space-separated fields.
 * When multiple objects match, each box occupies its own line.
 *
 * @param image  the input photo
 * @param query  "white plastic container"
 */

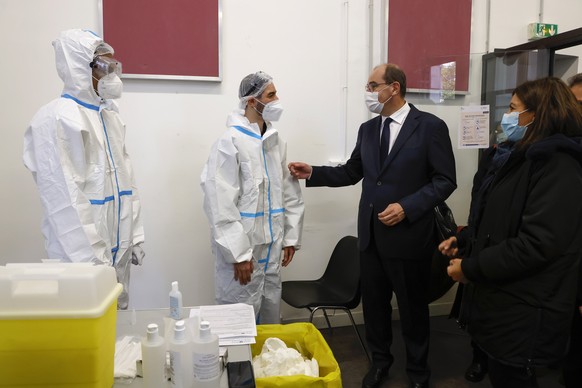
xmin=169 ymin=281 xmax=183 ymax=320
xmin=141 ymin=323 xmax=167 ymax=388
xmin=0 ymin=262 xmax=122 ymax=388
xmin=168 ymin=320 xmax=194 ymax=388
xmin=192 ymin=320 xmax=220 ymax=387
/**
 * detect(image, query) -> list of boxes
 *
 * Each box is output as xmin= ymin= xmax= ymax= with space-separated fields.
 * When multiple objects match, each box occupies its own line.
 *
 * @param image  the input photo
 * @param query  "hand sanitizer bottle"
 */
xmin=169 ymin=281 xmax=183 ymax=320
xmin=168 ymin=320 xmax=193 ymax=388
xmin=192 ymin=320 xmax=220 ymax=387
xmin=141 ymin=323 xmax=167 ymax=388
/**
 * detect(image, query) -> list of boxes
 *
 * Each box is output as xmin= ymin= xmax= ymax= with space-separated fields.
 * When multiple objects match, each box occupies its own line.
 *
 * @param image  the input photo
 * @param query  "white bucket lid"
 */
xmin=0 ymin=263 xmax=122 ymax=319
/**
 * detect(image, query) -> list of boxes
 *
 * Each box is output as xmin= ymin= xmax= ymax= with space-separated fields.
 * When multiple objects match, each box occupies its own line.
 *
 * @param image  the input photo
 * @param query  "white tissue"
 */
xmin=114 ymin=336 xmax=142 ymax=381
xmin=252 ymin=337 xmax=319 ymax=378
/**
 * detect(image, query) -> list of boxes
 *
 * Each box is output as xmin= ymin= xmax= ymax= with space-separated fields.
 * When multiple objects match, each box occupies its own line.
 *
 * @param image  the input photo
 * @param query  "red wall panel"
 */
xmin=388 ymin=0 xmax=472 ymax=92
xmin=103 ymin=0 xmax=219 ymax=78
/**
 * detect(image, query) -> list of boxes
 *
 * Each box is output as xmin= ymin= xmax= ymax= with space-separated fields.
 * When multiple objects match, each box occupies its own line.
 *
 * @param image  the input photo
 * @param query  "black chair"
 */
xmin=281 ymin=235 xmax=370 ymax=362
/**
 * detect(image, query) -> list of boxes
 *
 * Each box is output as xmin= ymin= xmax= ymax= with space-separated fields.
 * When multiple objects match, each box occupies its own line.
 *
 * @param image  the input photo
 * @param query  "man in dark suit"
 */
xmin=288 ymin=63 xmax=456 ymax=388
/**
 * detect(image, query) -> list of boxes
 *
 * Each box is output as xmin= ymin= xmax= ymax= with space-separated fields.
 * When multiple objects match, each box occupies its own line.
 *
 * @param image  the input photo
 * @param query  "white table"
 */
xmin=114 ymin=307 xmax=252 ymax=387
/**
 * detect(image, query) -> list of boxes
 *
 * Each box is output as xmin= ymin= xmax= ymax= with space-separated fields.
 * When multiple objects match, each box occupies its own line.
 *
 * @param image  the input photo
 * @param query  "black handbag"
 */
xmin=434 ymin=202 xmax=458 ymax=241
xmin=429 ymin=202 xmax=458 ymax=302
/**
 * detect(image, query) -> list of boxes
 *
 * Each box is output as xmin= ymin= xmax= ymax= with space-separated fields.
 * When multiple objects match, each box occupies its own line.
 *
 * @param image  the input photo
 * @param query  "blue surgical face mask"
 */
xmin=500 ymin=110 xmax=532 ymax=142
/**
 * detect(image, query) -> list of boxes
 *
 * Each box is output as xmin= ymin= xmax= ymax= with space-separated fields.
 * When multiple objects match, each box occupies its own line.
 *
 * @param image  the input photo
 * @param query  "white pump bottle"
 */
xmin=192 ymin=320 xmax=220 ymax=387
xmin=141 ymin=323 xmax=167 ymax=388
xmin=168 ymin=320 xmax=194 ymax=388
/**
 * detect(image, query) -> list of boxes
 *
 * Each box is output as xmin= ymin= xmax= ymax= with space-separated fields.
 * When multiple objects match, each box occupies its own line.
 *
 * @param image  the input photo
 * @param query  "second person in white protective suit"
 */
xmin=23 ymin=29 xmax=145 ymax=310
xmin=201 ymin=71 xmax=304 ymax=323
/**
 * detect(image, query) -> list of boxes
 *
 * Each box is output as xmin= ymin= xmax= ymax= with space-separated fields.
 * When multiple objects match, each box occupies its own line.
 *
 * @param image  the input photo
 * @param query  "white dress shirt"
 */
xmin=380 ymin=101 xmax=411 ymax=155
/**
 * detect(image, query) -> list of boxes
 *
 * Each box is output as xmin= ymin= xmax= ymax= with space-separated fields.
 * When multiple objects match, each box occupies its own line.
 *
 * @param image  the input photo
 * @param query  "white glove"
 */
xmin=114 ymin=336 xmax=141 ymax=380
xmin=131 ymin=244 xmax=145 ymax=265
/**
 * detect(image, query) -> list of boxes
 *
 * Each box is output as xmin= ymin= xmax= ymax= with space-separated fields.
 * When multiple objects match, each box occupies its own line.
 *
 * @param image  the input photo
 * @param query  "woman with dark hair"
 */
xmin=439 ymin=77 xmax=582 ymax=388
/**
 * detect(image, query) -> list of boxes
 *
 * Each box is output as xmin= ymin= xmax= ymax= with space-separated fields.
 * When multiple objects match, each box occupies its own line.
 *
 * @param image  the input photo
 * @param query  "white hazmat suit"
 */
xmin=201 ymin=110 xmax=304 ymax=323
xmin=23 ymin=29 xmax=144 ymax=309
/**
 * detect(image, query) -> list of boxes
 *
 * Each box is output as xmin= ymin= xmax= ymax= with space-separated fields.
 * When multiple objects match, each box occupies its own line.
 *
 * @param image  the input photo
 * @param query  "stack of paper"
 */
xmin=193 ymin=303 xmax=257 ymax=346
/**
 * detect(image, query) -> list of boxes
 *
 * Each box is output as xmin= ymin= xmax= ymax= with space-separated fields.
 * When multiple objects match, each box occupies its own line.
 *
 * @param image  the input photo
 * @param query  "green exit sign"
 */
xmin=528 ymin=23 xmax=558 ymax=40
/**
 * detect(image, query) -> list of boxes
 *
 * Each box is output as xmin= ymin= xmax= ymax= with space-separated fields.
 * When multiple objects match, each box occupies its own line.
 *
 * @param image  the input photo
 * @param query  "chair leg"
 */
xmin=311 ymin=307 xmax=371 ymax=363
xmin=308 ymin=307 xmax=317 ymax=323
xmin=345 ymin=309 xmax=371 ymax=363
xmin=322 ymin=309 xmax=333 ymax=334
xmin=308 ymin=307 xmax=333 ymax=333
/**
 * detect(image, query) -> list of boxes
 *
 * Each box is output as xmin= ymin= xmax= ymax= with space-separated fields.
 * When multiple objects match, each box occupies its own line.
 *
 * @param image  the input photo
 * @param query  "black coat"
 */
xmin=459 ymin=134 xmax=582 ymax=368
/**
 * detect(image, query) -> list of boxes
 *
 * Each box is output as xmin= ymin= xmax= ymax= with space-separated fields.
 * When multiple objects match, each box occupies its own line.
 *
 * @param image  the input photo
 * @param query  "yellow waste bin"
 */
xmin=251 ymin=322 xmax=342 ymax=388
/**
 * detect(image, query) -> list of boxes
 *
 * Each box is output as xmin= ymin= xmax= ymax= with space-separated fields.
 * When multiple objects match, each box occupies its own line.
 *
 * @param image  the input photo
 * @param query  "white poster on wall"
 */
xmin=458 ymin=105 xmax=490 ymax=149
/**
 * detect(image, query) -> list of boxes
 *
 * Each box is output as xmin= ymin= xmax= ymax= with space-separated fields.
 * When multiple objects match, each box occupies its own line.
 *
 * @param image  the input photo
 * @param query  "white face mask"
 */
xmin=365 ymin=85 xmax=395 ymax=114
xmin=96 ymin=73 xmax=123 ymax=99
xmin=256 ymin=100 xmax=284 ymax=122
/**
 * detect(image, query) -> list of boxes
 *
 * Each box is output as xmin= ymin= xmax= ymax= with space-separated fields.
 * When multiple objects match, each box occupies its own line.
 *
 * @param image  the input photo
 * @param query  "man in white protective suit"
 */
xmin=23 ymin=29 xmax=145 ymax=310
xmin=201 ymin=71 xmax=304 ymax=323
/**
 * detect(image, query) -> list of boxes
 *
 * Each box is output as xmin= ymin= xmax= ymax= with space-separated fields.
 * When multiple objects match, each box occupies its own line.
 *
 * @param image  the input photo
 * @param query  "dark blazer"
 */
xmin=308 ymin=104 xmax=457 ymax=257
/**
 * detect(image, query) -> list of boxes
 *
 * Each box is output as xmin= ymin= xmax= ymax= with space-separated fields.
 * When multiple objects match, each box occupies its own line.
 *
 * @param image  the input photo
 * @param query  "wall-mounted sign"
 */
xmin=528 ymin=23 xmax=558 ymax=40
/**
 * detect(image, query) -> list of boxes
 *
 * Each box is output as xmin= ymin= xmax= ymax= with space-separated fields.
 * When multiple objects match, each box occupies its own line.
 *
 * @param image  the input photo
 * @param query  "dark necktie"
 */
xmin=379 ymin=117 xmax=392 ymax=164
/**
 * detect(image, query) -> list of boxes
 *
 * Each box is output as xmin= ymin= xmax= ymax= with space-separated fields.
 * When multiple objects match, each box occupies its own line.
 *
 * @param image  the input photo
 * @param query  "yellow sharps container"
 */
xmin=0 ymin=262 xmax=122 ymax=387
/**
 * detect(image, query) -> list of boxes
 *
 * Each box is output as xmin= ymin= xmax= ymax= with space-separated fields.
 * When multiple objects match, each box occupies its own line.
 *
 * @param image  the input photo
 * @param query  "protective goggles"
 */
xmin=90 ymin=56 xmax=122 ymax=77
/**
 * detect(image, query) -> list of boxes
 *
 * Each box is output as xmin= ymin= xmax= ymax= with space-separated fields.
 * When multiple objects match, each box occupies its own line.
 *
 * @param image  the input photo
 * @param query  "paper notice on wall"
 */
xmin=459 ymin=105 xmax=490 ymax=149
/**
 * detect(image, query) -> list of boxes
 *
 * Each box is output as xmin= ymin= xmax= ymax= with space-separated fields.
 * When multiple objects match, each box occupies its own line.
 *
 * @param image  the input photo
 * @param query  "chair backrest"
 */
xmin=320 ymin=235 xmax=361 ymax=309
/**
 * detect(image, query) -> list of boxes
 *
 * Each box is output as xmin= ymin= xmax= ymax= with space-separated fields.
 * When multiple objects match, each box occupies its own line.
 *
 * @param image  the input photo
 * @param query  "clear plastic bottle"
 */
xmin=168 ymin=320 xmax=194 ymax=388
xmin=169 ymin=281 xmax=183 ymax=320
xmin=141 ymin=323 xmax=167 ymax=388
xmin=192 ymin=320 xmax=220 ymax=387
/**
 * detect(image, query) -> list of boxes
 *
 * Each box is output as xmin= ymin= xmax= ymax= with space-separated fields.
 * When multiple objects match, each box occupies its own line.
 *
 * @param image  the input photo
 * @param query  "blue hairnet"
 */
xmin=238 ymin=71 xmax=273 ymax=108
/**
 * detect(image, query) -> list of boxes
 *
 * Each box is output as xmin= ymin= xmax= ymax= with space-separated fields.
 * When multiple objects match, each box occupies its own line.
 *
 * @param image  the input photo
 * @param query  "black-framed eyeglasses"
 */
xmin=365 ymin=82 xmax=388 ymax=92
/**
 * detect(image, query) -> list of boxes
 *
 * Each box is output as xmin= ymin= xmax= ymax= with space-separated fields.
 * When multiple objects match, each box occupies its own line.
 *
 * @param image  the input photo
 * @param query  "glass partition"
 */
xmin=481 ymin=49 xmax=551 ymax=145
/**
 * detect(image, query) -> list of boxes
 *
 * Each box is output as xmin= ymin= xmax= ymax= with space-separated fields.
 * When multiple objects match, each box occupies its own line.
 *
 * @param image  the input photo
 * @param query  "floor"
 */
xmin=320 ymin=315 xmax=565 ymax=388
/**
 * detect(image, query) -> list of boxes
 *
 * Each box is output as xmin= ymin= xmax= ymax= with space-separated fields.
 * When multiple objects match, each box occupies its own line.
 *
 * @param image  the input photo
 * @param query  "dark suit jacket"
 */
xmin=308 ymin=104 xmax=457 ymax=257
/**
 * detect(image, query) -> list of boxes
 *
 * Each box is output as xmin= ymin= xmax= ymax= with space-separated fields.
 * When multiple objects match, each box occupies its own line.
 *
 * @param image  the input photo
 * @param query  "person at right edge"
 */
xmin=289 ymin=63 xmax=457 ymax=388
xmin=562 ymin=73 xmax=582 ymax=388
xmin=440 ymin=77 xmax=582 ymax=388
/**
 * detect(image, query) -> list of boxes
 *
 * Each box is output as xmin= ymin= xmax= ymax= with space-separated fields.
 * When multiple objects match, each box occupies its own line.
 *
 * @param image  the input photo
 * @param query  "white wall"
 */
xmin=1 ymin=0 xmax=581 ymax=325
